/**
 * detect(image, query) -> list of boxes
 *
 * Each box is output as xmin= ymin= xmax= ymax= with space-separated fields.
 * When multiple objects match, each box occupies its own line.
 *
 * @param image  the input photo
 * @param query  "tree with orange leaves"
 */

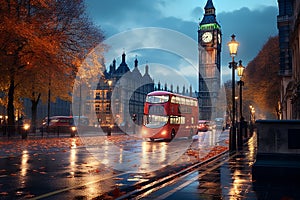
xmin=0 ymin=0 xmax=104 ymax=132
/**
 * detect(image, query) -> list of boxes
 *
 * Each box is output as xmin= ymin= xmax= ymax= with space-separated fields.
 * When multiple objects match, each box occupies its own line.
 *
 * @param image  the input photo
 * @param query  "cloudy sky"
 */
xmin=85 ymin=0 xmax=278 ymax=90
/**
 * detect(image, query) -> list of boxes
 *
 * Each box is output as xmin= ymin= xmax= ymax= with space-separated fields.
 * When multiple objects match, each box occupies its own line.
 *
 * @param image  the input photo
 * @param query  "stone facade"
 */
xmin=290 ymin=0 xmax=300 ymax=119
xmin=277 ymin=0 xmax=300 ymax=119
xmin=198 ymin=0 xmax=222 ymax=120
xmin=88 ymin=53 xmax=154 ymax=128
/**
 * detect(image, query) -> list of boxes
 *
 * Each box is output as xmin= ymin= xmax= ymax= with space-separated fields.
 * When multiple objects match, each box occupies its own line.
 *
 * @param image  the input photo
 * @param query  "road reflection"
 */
xmin=20 ymin=150 xmax=29 ymax=177
xmin=140 ymin=142 xmax=167 ymax=170
xmin=69 ymin=139 xmax=77 ymax=178
xmin=84 ymin=129 xmax=227 ymax=173
xmin=86 ymin=138 xmax=188 ymax=173
xmin=19 ymin=150 xmax=29 ymax=189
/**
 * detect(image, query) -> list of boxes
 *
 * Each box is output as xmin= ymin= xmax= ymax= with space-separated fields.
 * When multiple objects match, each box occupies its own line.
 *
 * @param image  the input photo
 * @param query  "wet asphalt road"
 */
xmin=0 ymin=139 xmax=115 ymax=199
xmin=0 ymin=129 xmax=227 ymax=199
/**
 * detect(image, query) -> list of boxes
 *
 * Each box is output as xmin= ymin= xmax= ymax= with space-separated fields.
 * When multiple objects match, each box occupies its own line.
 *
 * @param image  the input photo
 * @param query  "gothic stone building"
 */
xmin=277 ymin=0 xmax=300 ymax=119
xmin=89 ymin=53 xmax=154 ymax=128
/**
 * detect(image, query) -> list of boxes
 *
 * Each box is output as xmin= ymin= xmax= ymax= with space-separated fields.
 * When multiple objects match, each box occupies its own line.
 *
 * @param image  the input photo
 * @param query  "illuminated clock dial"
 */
xmin=202 ymin=32 xmax=213 ymax=43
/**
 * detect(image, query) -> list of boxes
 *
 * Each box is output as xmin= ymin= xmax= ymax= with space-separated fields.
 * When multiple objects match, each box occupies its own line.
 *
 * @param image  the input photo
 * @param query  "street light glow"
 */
xmin=227 ymin=34 xmax=239 ymax=57
xmin=237 ymin=60 xmax=245 ymax=77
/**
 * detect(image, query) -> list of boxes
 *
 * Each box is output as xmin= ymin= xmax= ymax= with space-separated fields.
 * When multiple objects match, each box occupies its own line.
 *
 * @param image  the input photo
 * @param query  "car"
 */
xmin=40 ymin=116 xmax=77 ymax=136
xmin=198 ymin=120 xmax=210 ymax=132
xmin=215 ymin=118 xmax=225 ymax=130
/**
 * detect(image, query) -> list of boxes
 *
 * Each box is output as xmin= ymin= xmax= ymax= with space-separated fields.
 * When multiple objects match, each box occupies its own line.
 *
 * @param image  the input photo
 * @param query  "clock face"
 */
xmin=202 ymin=32 xmax=212 ymax=43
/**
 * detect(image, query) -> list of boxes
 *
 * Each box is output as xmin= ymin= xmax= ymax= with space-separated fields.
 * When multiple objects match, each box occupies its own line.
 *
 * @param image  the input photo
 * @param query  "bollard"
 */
xmin=22 ymin=131 xmax=28 ymax=139
xmin=107 ymin=126 xmax=112 ymax=136
xmin=70 ymin=132 xmax=75 ymax=137
xmin=22 ymin=124 xmax=30 ymax=139
xmin=70 ymin=126 xmax=76 ymax=137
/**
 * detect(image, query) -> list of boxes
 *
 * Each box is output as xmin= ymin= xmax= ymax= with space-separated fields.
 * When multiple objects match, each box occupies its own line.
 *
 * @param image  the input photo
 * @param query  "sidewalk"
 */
xmin=0 ymin=128 xmax=128 ymax=140
xmin=152 ymin=132 xmax=300 ymax=200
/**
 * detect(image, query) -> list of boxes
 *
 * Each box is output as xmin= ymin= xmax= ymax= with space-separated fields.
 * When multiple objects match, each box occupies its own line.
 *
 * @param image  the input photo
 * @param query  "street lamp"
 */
xmin=228 ymin=34 xmax=239 ymax=151
xmin=237 ymin=60 xmax=245 ymax=149
xmin=249 ymin=104 xmax=253 ymax=123
xmin=251 ymin=107 xmax=255 ymax=122
xmin=106 ymin=79 xmax=113 ymax=136
xmin=235 ymin=96 xmax=239 ymax=121
xmin=249 ymin=104 xmax=253 ymax=135
xmin=249 ymin=105 xmax=256 ymax=123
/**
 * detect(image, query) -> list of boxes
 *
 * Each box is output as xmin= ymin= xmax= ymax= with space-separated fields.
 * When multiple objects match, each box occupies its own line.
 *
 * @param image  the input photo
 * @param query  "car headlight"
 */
xmin=71 ymin=126 xmax=77 ymax=132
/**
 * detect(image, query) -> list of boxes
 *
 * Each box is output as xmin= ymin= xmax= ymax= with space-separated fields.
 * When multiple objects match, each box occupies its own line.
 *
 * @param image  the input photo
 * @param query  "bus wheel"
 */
xmin=171 ymin=129 xmax=176 ymax=140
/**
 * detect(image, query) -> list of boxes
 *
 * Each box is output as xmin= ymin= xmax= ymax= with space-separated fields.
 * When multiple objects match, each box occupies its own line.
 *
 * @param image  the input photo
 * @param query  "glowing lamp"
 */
xmin=227 ymin=34 xmax=239 ymax=57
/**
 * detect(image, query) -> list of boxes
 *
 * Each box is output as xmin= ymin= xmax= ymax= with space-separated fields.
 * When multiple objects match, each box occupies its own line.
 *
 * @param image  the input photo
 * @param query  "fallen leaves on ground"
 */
xmin=199 ymin=146 xmax=228 ymax=162
xmin=111 ymin=186 xmax=125 ymax=198
xmin=187 ymin=144 xmax=228 ymax=162
xmin=0 ymin=137 xmax=83 ymax=158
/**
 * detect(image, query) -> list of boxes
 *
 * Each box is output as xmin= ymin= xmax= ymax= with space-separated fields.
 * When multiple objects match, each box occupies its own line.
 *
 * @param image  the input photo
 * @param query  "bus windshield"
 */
xmin=144 ymin=115 xmax=168 ymax=128
xmin=146 ymin=95 xmax=169 ymax=103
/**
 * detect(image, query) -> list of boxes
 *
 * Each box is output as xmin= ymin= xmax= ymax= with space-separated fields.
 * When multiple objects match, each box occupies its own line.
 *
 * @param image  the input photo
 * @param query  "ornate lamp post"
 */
xmin=107 ymin=80 xmax=113 ymax=136
xmin=249 ymin=104 xmax=253 ymax=124
xmin=251 ymin=107 xmax=255 ymax=122
xmin=237 ymin=61 xmax=245 ymax=149
xmin=249 ymin=104 xmax=253 ymax=135
xmin=249 ymin=104 xmax=255 ymax=135
xmin=235 ymin=96 xmax=239 ymax=121
xmin=227 ymin=34 xmax=239 ymax=151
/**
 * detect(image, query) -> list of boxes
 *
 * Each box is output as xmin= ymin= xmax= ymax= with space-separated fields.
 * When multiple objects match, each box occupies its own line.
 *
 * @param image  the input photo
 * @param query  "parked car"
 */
xmin=198 ymin=120 xmax=210 ymax=132
xmin=215 ymin=118 xmax=225 ymax=130
xmin=40 ymin=116 xmax=77 ymax=136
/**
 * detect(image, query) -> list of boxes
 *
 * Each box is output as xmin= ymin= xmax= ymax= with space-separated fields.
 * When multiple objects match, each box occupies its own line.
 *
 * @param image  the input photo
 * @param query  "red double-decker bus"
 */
xmin=142 ymin=91 xmax=199 ymax=141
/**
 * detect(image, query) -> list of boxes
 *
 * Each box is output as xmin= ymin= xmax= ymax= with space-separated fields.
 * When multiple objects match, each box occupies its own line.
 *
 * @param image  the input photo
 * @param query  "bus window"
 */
xmin=179 ymin=105 xmax=192 ymax=114
xmin=194 ymin=100 xmax=198 ymax=106
xmin=171 ymin=96 xmax=179 ymax=104
xmin=170 ymin=116 xmax=178 ymax=124
xmin=149 ymin=105 xmax=165 ymax=115
xmin=170 ymin=116 xmax=185 ymax=124
xmin=146 ymin=95 xmax=169 ymax=103
xmin=186 ymin=99 xmax=191 ymax=106
xmin=144 ymin=115 xmax=168 ymax=128
xmin=178 ymin=97 xmax=182 ymax=105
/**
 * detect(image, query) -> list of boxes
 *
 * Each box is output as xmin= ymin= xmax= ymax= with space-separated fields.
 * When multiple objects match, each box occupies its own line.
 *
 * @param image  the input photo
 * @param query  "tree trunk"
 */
xmin=7 ymin=78 xmax=15 ymax=135
xmin=30 ymin=94 xmax=41 ymax=133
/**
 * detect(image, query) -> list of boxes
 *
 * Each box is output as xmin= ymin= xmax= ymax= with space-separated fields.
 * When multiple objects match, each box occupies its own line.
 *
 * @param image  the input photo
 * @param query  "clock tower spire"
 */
xmin=198 ymin=0 xmax=222 ymax=120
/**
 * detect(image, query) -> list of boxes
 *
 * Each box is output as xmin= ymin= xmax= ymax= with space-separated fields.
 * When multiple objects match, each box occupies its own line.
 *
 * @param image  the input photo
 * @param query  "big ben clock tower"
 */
xmin=198 ymin=0 xmax=221 ymax=120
